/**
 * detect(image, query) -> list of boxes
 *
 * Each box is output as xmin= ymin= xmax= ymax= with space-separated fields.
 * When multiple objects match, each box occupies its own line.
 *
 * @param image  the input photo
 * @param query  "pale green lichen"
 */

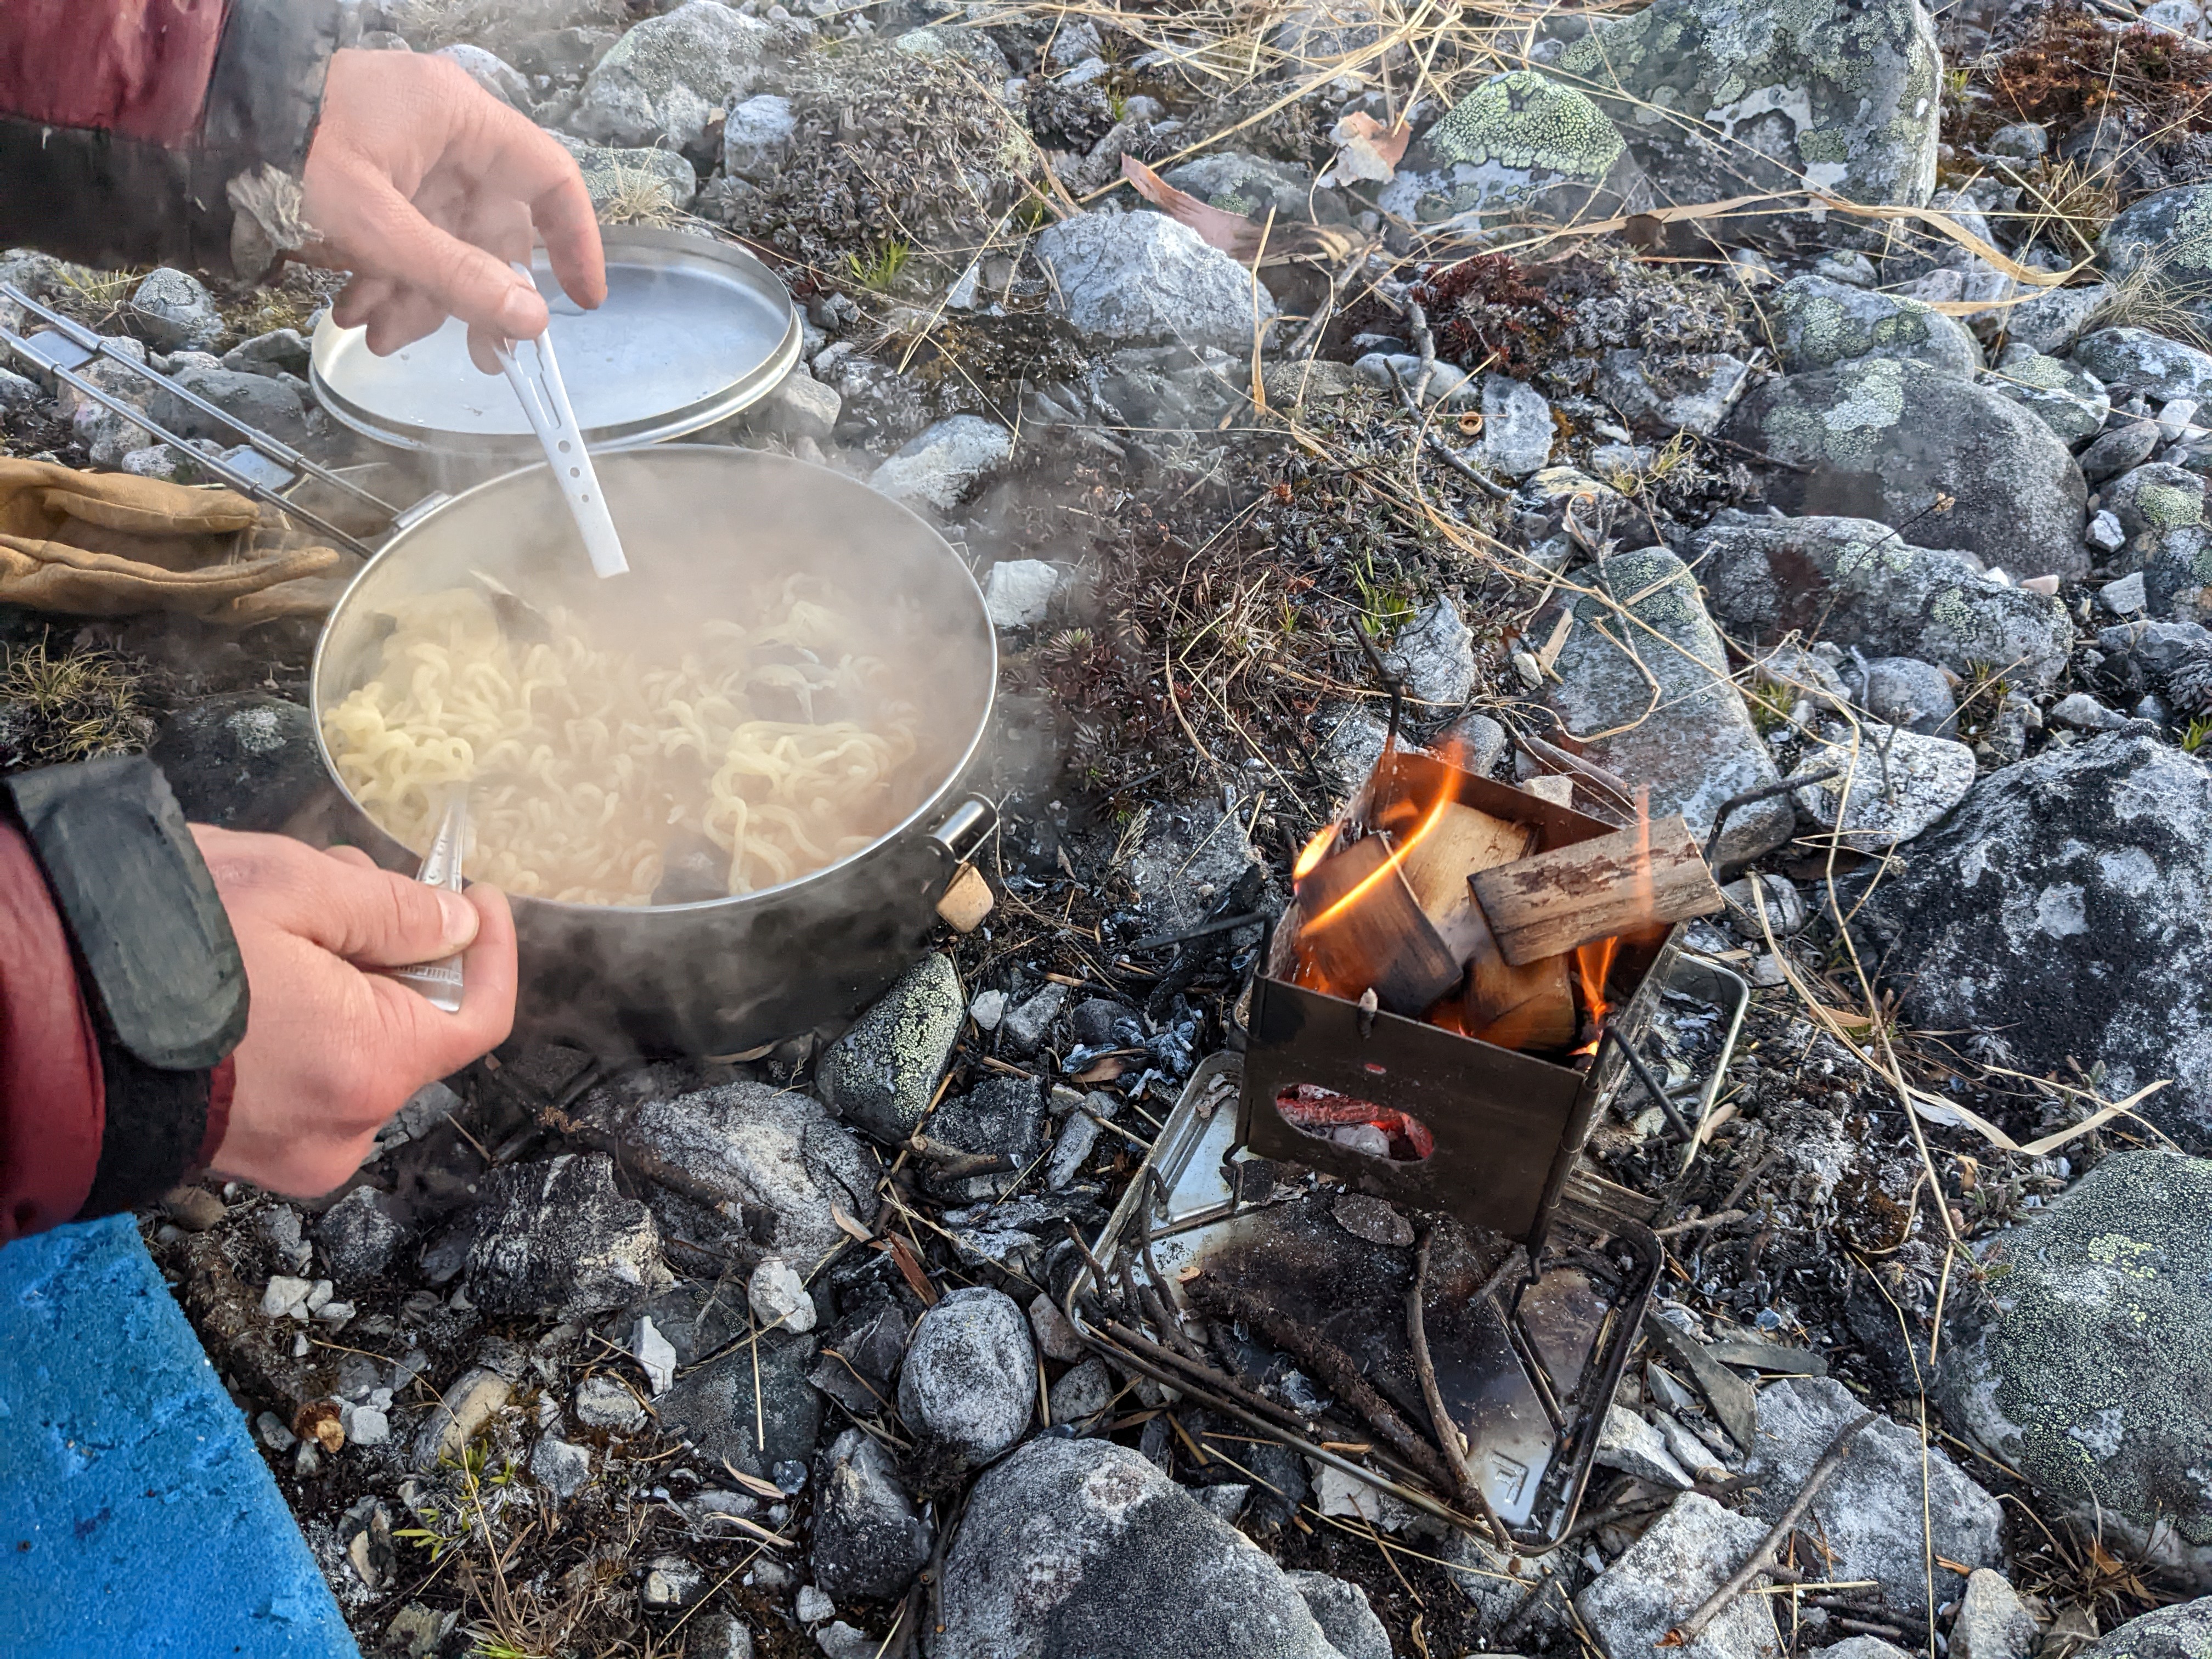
xmin=1419 ymin=70 xmax=1624 ymax=178
xmin=2138 ymin=481 xmax=2207 ymax=530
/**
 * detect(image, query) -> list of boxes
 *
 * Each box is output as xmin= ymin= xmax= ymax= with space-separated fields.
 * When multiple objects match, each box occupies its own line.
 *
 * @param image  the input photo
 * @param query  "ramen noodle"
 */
xmin=324 ymin=576 xmax=919 ymax=905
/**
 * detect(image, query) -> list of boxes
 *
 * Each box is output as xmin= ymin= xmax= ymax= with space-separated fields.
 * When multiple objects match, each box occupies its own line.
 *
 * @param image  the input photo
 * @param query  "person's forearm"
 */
xmin=0 ymin=0 xmax=347 ymax=280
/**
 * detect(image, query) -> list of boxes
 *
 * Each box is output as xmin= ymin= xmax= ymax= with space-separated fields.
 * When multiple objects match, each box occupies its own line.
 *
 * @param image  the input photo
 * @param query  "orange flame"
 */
xmin=1570 ymin=934 xmax=1621 ymax=1054
xmin=1293 ymin=823 xmax=1338 ymax=884
xmin=1305 ymin=745 xmax=1465 ymax=934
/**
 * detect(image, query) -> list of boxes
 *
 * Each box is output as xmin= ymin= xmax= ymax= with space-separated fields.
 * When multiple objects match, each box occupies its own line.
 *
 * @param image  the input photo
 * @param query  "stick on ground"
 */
xmin=1409 ymin=1228 xmax=1513 ymax=1548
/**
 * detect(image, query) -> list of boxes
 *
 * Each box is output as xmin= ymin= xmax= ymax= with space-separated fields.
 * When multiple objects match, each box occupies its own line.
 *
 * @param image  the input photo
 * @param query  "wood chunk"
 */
xmin=1468 ymin=814 xmax=1724 ymax=966
xmin=1393 ymin=803 xmax=1535 ymax=961
xmin=1453 ymin=891 xmax=1576 ymax=1051
xmin=1290 ymin=836 xmax=1464 ymax=1015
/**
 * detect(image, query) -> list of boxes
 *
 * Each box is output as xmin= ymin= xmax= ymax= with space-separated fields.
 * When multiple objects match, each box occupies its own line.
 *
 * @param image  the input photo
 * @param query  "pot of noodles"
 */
xmin=308 ymin=445 xmax=997 ymax=1055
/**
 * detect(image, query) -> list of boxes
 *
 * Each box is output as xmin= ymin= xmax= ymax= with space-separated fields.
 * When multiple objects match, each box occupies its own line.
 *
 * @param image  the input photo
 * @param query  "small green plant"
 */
xmin=1743 ymin=676 xmax=1797 ymax=737
xmin=845 ymin=238 xmax=912 ymax=292
xmin=1349 ymin=554 xmax=1415 ymax=638
xmin=1107 ymin=89 xmax=1130 ymax=123
xmin=2182 ymin=716 xmax=2212 ymax=754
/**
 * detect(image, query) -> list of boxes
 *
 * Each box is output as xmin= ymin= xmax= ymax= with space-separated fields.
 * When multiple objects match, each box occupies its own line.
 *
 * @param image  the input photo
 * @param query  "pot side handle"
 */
xmin=925 ymin=795 xmax=997 ymax=934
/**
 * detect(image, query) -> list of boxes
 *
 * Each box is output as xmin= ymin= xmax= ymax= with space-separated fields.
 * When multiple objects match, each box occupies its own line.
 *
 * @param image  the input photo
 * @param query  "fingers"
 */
xmin=362 ymin=882 xmax=518 ymax=1071
xmin=222 ymin=834 xmax=481 ymax=966
xmin=472 ymin=99 xmax=607 ymax=311
xmin=327 ymin=160 xmax=550 ymax=340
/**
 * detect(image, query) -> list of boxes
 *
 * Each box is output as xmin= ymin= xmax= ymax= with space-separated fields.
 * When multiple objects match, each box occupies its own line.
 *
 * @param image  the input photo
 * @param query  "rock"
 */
xmin=1789 ymin=721 xmax=1976 ymax=850
xmin=932 ymin=1076 xmax=1049 ymax=1183
xmin=1595 ymin=1404 xmax=1694 ymax=1488
xmin=410 ymin=1359 xmax=516 ymax=1472
xmin=751 ymin=362 xmax=839 ymax=442
xmin=1447 ymin=1530 xmax=1571 ymax=1632
xmin=1856 ymin=736 xmax=2212 ymax=1147
xmin=157 ymin=1185 xmax=225 ymax=1232
xmin=634 ymin=1316 xmax=678 ymax=1395
xmin=981 ymin=559 xmax=1063 ymax=629
xmin=688 ymin=1612 xmax=757 ymax=1659
xmin=554 ymin=136 xmax=697 ymax=215
xmin=1721 ymin=358 xmax=2091 ymax=581
xmin=571 ymin=0 xmax=770 ymax=154
xmin=1996 ymin=283 xmax=2111 ymax=357
xmin=1770 ymin=276 xmax=1983 ymax=376
xmin=1742 ymin=1378 xmax=2000 ymax=1606
xmin=1164 ymin=153 xmax=1328 ymax=224
xmin=374 ymin=1080 xmax=460 ymax=1152
xmin=815 ymin=953 xmax=965 ymax=1144
xmin=968 ymin=989 xmax=1007 ymax=1032
xmin=749 ymin=1259 xmax=818 ymax=1335
xmin=1692 ymin=510 xmax=2075 ymax=686
xmin=1479 ymin=373 xmax=1556 ymax=476
xmin=530 ymin=1436 xmax=592 ymax=1501
xmin=575 ymin=1373 xmax=647 ymax=1432
xmin=936 ymin=1436 xmax=1347 ymax=1659
xmin=314 ymin=1186 xmax=409 ymax=1283
xmin=148 ymin=365 xmax=306 ymax=445
xmin=128 ymin=268 xmax=223 ymax=352
xmin=2099 ymin=185 xmax=2212 ymax=330
xmin=1813 ymin=1640 xmax=1914 ymax=1659
xmin=808 ymin=1301 xmax=911 ymax=1417
xmin=1859 ymin=657 xmax=1956 ymax=734
xmin=1122 ymin=795 xmax=1266 ymax=939
xmin=1284 ymin=1572 xmax=1390 ymax=1659
xmin=1354 ymin=352 xmax=1479 ymax=408
xmin=1937 ymin=1152 xmax=2212 ymax=1583
xmin=436 ymin=43 xmax=529 ymax=106
xmin=1951 ymin=1570 xmax=2039 ymax=1659
xmin=643 ymin=1554 xmax=706 ymax=1610
xmin=1983 ymin=347 xmax=2109 ymax=447
xmin=870 ymin=415 xmax=1014 ymax=515
xmin=1047 ymin=1355 xmax=1115 ymax=1422
xmin=1556 ymin=0 xmax=1938 ymax=225
xmin=898 ymin=1286 xmax=1035 ymax=1465
xmin=620 ymin=1079 xmax=880 ymax=1263
xmin=811 ymin=1429 xmax=933 ymax=1601
xmin=1545 ymin=546 xmax=1792 ymax=863
xmin=1577 ymin=1492 xmax=1783 ymax=1659
xmin=2142 ymin=0 xmax=2208 ymax=36
xmin=1595 ymin=349 xmax=1754 ymax=437
xmin=797 ymin=1584 xmax=837 ymax=1623
xmin=2050 ymin=691 xmax=2128 ymax=731
xmin=149 ymin=693 xmax=324 ymax=833
xmin=2070 ymin=1602 xmax=2212 ymax=1659
xmin=463 ymin=1153 xmax=673 ymax=1319
xmin=1384 ymin=597 xmax=1477 ymax=707
xmin=816 ymin=1623 xmax=878 ymax=1659
xmin=1722 ymin=872 xmax=1807 ymax=938
xmin=1380 ymin=70 xmax=1646 ymax=238
xmin=2078 ymin=419 xmax=2163 ymax=486
xmin=261 ymin=1275 xmax=312 ymax=1319
xmin=0 ymin=366 xmax=41 ymax=411
xmin=2103 ymin=462 xmax=2209 ymax=590
xmin=659 ymin=1329 xmax=822 ymax=1481
xmin=2073 ymin=328 xmax=2212 ymax=406
xmin=1034 ymin=212 xmax=1277 ymax=352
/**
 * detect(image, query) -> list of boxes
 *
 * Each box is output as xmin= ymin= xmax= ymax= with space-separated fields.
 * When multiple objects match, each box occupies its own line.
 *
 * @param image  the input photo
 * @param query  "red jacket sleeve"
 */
xmin=0 ymin=0 xmax=345 ymax=279
xmin=0 ymin=822 xmax=105 ymax=1242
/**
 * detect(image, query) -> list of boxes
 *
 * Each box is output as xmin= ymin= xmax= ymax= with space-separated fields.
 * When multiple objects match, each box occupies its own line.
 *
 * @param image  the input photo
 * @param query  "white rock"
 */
xmin=2050 ymin=691 xmax=2128 ymax=731
xmin=633 ymin=1314 xmax=679 ymax=1395
xmin=2159 ymin=397 xmax=2203 ymax=444
xmin=531 ymin=1435 xmax=594 ymax=1502
xmin=1386 ymin=598 xmax=1476 ymax=706
xmin=340 ymin=1402 xmax=391 ymax=1447
xmin=2088 ymin=510 xmax=2127 ymax=553
xmin=748 ymin=1257 xmax=819 ymax=1334
xmin=1479 ymin=374 xmax=1555 ymax=478
xmin=981 ymin=558 xmax=1062 ymax=629
xmin=1951 ymin=1568 xmax=2041 ymax=1659
xmin=870 ymin=414 xmax=1013 ymax=514
xmin=436 ymin=43 xmax=529 ymax=105
xmin=262 ymin=1276 xmax=313 ymax=1318
xmin=1578 ymin=1492 xmax=1783 ymax=1659
xmin=1657 ymin=1412 xmax=1730 ymax=1483
xmin=575 ymin=1372 xmax=648 ymax=1431
xmin=572 ymin=0 xmax=770 ymax=151
xmin=1790 ymin=723 xmax=1978 ymax=851
xmin=756 ymin=366 xmax=840 ymax=442
xmin=797 ymin=1583 xmax=837 ymax=1623
xmin=1310 ymin=1464 xmax=1418 ymax=1530
xmin=722 ymin=93 xmax=796 ymax=182
xmin=2101 ymin=570 xmax=2148 ymax=614
xmin=1594 ymin=1404 xmax=1695 ymax=1489
xmin=968 ymin=988 xmax=1008 ymax=1030
xmin=1034 ymin=211 xmax=1277 ymax=352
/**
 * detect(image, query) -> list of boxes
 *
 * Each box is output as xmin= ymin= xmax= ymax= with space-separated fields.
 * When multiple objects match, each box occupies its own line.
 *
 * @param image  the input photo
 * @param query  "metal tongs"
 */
xmin=387 ymin=793 xmax=469 ymax=1014
xmin=494 ymin=264 xmax=628 ymax=579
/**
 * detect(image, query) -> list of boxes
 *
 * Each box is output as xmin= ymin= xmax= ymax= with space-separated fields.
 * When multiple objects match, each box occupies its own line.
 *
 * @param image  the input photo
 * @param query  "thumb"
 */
xmin=290 ymin=855 xmax=483 ymax=967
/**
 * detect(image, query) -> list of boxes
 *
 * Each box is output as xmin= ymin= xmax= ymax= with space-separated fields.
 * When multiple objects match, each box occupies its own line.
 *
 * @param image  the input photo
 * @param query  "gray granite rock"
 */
xmin=150 ymin=693 xmax=324 ymax=832
xmin=1578 ymin=1492 xmax=1783 ymax=1659
xmin=1595 ymin=1404 xmax=1693 ymax=1488
xmin=1047 ymin=1355 xmax=1115 ymax=1422
xmin=936 ymin=1437 xmax=1347 ymax=1659
xmin=659 ymin=1328 xmax=821 ymax=1481
xmin=1983 ymin=346 xmax=2109 ymax=447
xmin=811 ymin=1429 xmax=933 ymax=1601
xmin=1556 ymin=0 xmax=1939 ymax=225
xmin=622 ymin=1079 xmax=880 ymax=1263
xmin=1545 ymin=547 xmax=1791 ymax=863
xmin=2067 ymin=1600 xmax=2212 ymax=1659
xmin=1163 ymin=153 xmax=1325 ymax=224
xmin=1770 ymin=276 xmax=1983 ymax=376
xmin=575 ymin=1373 xmax=647 ymax=1432
xmin=982 ymin=559 xmax=1063 ymax=629
xmin=436 ymin=43 xmax=529 ymax=105
xmin=1595 ymin=349 xmax=1754 ymax=436
xmin=1387 ymin=597 xmax=1477 ymax=706
xmin=2104 ymin=464 xmax=2212 ymax=619
xmin=815 ymin=953 xmax=964 ymax=1145
xmin=2079 ymin=419 xmax=2164 ymax=486
xmin=1035 ymin=212 xmax=1276 ymax=352
xmin=1950 ymin=1570 xmax=2039 ymax=1659
xmin=1691 ymin=510 xmax=2076 ymax=685
xmin=721 ymin=92 xmax=795 ymax=184
xmin=1938 ymin=1153 xmax=2212 ymax=1587
xmin=148 ymin=365 xmax=306 ymax=444
xmin=1721 ymin=358 xmax=2091 ymax=580
xmin=1284 ymin=1572 xmax=1390 ymax=1659
xmin=571 ymin=0 xmax=770 ymax=153
xmin=1856 ymin=736 xmax=2212 ymax=1148
xmin=219 ymin=328 xmax=310 ymax=379
xmin=1479 ymin=373 xmax=1556 ymax=475
xmin=2073 ymin=328 xmax=2212 ymax=405
xmin=529 ymin=1436 xmax=592 ymax=1502
xmin=2100 ymin=185 xmax=2212 ymax=330
xmin=554 ymin=133 xmax=698 ymax=215
xmin=1381 ymin=70 xmax=1645 ymax=238
xmin=870 ymin=415 xmax=1014 ymax=515
xmin=1859 ymin=657 xmax=1956 ymax=734
xmin=315 ymin=1186 xmax=410 ymax=1283
xmin=1995 ymin=283 xmax=2111 ymax=358
xmin=898 ymin=1287 xmax=1035 ymax=1465
xmin=1743 ymin=1377 xmax=2001 ymax=1607
xmin=464 ymin=1154 xmax=672 ymax=1319
xmin=129 ymin=268 xmax=224 ymax=352
xmin=1790 ymin=721 xmax=1977 ymax=850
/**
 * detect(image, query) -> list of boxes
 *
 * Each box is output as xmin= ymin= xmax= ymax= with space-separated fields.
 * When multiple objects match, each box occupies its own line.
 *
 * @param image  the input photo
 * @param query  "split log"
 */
xmin=1290 ymin=836 xmax=1463 ymax=1014
xmin=1468 ymin=814 xmax=1724 ymax=966
xmin=1393 ymin=802 xmax=1533 ymax=961
xmin=1449 ymin=895 xmax=1576 ymax=1050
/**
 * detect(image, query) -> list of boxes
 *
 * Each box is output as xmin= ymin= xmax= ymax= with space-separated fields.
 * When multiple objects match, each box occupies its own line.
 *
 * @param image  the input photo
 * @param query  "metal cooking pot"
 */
xmin=308 ymin=445 xmax=997 ymax=1056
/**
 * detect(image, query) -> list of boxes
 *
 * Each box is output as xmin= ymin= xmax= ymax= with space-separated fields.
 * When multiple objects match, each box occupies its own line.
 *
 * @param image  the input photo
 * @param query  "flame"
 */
xmin=1306 ymin=775 xmax=1458 ymax=933
xmin=1293 ymin=822 xmax=1338 ymax=884
xmin=1570 ymin=934 xmax=1622 ymax=1055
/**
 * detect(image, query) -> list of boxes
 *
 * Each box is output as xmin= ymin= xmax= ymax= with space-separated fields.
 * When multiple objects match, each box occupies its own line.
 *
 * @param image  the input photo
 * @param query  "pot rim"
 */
xmin=307 ymin=443 xmax=998 ymax=916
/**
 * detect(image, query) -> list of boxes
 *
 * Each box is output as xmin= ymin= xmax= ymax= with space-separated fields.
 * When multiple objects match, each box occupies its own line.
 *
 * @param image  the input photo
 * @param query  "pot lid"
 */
xmin=309 ymin=228 xmax=800 ymax=454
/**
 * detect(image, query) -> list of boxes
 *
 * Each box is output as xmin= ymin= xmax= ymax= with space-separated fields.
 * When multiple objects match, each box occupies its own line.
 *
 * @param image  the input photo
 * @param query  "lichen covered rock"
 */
xmin=1769 ymin=275 xmax=1983 ymax=375
xmin=1035 ymin=212 xmax=1277 ymax=351
xmin=570 ymin=0 xmax=770 ymax=154
xmin=2099 ymin=185 xmax=2212 ymax=330
xmin=1982 ymin=346 xmax=2109 ymax=447
xmin=1556 ymin=0 xmax=1942 ymax=224
xmin=1937 ymin=1153 xmax=2212 ymax=1586
xmin=1380 ymin=70 xmax=1646 ymax=235
xmin=1720 ymin=357 xmax=2090 ymax=579
xmin=1855 ymin=736 xmax=2212 ymax=1148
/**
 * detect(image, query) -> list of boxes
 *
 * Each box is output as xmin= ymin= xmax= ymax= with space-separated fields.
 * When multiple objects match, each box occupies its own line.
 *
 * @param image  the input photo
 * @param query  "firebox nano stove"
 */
xmin=1064 ymin=740 xmax=1748 ymax=1550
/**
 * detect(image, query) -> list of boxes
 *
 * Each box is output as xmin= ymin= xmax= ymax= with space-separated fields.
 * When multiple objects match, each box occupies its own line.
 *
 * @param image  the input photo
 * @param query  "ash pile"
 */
xmin=10 ymin=0 xmax=2212 ymax=1651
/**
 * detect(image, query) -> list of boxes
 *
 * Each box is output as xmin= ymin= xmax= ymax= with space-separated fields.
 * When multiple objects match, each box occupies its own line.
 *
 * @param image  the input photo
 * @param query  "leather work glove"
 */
xmin=0 ymin=459 xmax=362 ymax=624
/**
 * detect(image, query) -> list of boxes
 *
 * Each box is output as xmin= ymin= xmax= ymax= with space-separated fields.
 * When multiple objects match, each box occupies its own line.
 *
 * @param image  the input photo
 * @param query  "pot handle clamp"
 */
xmin=925 ymin=795 xmax=997 ymax=934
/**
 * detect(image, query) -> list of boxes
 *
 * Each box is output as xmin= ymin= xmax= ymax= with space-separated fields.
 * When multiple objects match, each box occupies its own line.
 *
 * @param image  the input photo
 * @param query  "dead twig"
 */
xmin=1409 ymin=1228 xmax=1513 ymax=1549
xmin=1661 ymin=1409 xmax=1881 ymax=1646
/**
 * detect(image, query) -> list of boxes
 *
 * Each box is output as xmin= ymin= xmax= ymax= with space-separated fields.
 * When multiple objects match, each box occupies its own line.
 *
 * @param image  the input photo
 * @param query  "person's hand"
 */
xmin=301 ymin=47 xmax=607 ymax=370
xmin=191 ymin=827 xmax=517 ymax=1197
